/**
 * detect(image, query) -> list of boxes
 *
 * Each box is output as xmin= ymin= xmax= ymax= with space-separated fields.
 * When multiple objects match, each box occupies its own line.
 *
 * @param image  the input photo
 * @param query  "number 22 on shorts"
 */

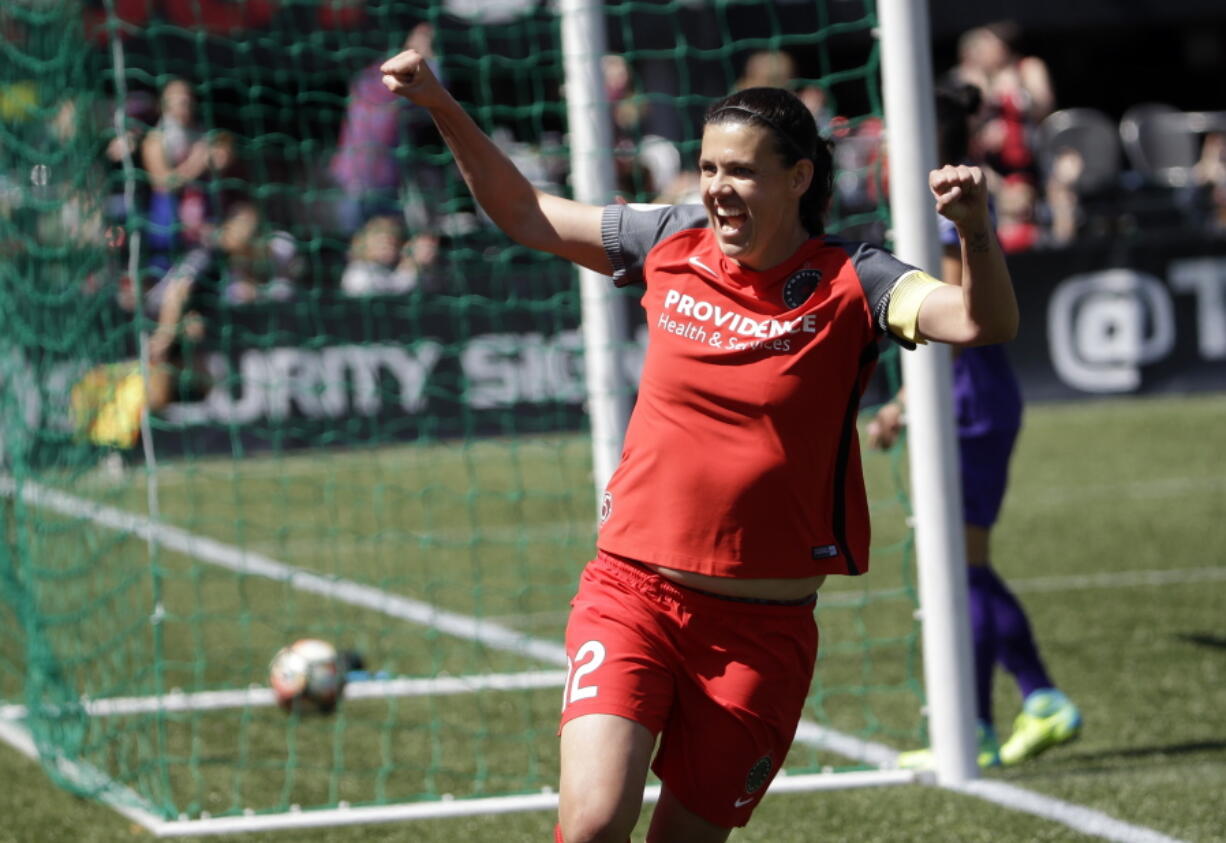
xmin=561 ymin=640 xmax=605 ymax=710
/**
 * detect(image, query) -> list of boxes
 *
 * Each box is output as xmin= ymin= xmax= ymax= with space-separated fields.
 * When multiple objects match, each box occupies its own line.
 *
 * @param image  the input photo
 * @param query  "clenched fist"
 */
xmin=380 ymin=49 xmax=446 ymax=109
xmin=929 ymin=164 xmax=990 ymax=228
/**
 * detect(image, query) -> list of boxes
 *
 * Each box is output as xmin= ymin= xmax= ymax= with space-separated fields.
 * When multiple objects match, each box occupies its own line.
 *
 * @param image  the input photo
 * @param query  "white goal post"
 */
xmin=877 ymin=0 xmax=981 ymax=784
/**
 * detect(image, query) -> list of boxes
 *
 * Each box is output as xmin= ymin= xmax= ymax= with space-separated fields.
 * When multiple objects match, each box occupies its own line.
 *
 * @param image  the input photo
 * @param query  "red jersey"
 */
xmin=597 ymin=204 xmax=915 ymax=579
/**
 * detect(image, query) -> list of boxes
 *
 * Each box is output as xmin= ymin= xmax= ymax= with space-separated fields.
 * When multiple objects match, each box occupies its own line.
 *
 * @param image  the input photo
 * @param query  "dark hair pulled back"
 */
xmin=704 ymin=86 xmax=834 ymax=236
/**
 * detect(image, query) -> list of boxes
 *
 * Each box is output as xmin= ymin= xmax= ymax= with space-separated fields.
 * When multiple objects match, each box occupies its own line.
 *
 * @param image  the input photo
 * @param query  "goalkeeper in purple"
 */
xmin=870 ymin=83 xmax=1082 ymax=768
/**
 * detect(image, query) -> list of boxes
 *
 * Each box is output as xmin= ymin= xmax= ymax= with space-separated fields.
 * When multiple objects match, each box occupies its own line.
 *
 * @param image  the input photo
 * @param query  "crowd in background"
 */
xmin=601 ymin=22 xmax=1226 ymax=253
xmin=9 ymin=18 xmax=1226 ymax=315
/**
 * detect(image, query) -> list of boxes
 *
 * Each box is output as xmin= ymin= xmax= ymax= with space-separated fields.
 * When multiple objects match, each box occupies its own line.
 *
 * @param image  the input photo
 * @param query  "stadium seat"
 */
xmin=1036 ymin=107 xmax=1122 ymax=197
xmin=1119 ymin=102 xmax=1202 ymax=188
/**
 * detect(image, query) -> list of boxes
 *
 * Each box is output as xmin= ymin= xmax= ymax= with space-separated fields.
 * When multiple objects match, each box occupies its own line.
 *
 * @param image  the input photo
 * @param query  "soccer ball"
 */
xmin=268 ymin=638 xmax=345 ymax=713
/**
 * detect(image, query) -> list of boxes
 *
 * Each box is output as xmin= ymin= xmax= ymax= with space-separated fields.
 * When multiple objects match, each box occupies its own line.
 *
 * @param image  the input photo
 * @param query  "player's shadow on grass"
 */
xmin=1177 ymin=632 xmax=1226 ymax=651
xmin=1002 ymin=739 xmax=1226 ymax=779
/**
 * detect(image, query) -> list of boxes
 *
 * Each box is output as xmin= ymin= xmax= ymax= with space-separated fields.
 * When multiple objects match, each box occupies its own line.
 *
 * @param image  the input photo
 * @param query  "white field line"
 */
xmin=952 ymin=780 xmax=1187 ymax=843
xmin=793 ymin=720 xmax=904 ymax=768
xmin=0 ymin=713 xmax=173 ymax=831
xmin=1 ymin=476 xmax=1189 ymax=842
xmin=792 ymin=726 xmax=1190 ymax=843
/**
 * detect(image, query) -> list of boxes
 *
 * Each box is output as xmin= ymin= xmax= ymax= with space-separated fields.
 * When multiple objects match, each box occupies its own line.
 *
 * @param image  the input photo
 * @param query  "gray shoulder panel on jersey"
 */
xmin=601 ymin=203 xmax=709 ymax=286
xmin=831 ymin=238 xmax=919 ymax=341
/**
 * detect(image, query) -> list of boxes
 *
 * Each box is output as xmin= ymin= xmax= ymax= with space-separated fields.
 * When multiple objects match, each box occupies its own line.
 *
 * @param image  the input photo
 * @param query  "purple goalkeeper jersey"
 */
xmin=938 ymin=214 xmax=1023 ymax=437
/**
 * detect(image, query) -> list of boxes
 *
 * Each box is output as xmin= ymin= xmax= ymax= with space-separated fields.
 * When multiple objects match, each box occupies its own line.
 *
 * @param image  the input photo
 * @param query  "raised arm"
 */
xmin=914 ymin=164 xmax=1018 ymax=346
xmin=380 ymin=48 xmax=611 ymax=275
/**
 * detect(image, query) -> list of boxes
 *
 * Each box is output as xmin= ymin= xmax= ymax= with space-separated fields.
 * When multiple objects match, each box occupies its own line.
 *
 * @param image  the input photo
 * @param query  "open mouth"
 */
xmin=714 ymin=207 xmax=748 ymax=235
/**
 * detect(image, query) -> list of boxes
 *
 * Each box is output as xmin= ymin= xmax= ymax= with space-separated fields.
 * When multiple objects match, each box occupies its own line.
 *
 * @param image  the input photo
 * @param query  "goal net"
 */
xmin=0 ymin=0 xmax=922 ymax=834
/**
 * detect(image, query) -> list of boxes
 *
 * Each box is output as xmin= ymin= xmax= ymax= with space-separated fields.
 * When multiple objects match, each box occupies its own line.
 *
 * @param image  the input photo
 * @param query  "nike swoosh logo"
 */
xmin=688 ymin=256 xmax=719 ymax=278
xmin=734 ymin=796 xmax=756 ymax=808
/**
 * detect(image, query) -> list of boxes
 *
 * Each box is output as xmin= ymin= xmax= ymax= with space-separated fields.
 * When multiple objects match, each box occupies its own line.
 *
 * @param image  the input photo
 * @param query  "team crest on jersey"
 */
xmin=599 ymin=491 xmax=613 ymax=526
xmin=782 ymin=269 xmax=822 ymax=308
xmin=744 ymin=754 xmax=773 ymax=794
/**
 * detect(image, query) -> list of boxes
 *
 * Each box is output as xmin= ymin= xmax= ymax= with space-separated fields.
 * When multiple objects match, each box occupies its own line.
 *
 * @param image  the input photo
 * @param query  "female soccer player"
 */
xmin=381 ymin=49 xmax=1017 ymax=843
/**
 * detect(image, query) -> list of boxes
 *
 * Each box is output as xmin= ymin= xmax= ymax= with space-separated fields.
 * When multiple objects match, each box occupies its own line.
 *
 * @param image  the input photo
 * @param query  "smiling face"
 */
xmin=699 ymin=120 xmax=812 ymax=271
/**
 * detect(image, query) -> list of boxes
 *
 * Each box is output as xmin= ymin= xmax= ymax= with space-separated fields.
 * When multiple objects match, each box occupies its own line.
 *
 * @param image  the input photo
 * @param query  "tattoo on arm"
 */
xmin=965 ymin=229 xmax=991 ymax=254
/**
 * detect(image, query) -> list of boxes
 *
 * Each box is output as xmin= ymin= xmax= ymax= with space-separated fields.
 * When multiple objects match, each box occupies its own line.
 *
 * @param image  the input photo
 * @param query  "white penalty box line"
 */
xmin=0 ymin=477 xmax=1189 ymax=842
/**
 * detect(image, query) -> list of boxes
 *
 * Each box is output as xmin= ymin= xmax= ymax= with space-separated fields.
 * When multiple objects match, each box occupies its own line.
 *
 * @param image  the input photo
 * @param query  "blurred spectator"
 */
xmin=0 ymin=79 xmax=37 ymax=125
xmin=996 ymin=174 xmax=1042 ymax=253
xmin=330 ymin=23 xmax=441 ymax=236
xmin=102 ymin=90 xmax=156 ymax=226
xmin=652 ymin=170 xmax=701 ymax=206
xmin=734 ymin=49 xmax=796 ymax=91
xmin=1044 ymin=147 xmax=1084 ymax=247
xmin=831 ymin=115 xmax=886 ymax=239
xmin=38 ymin=97 xmax=107 ymax=248
xmin=141 ymin=79 xmax=232 ymax=272
xmin=214 ymin=202 xmax=300 ymax=304
xmin=799 ymin=83 xmax=837 ymax=139
xmin=948 ymin=21 xmax=1054 ymax=183
xmin=403 ymin=229 xmax=442 ymax=291
xmin=136 ymin=200 xmax=301 ymax=309
xmin=1194 ymin=131 xmax=1226 ymax=231
xmin=734 ymin=49 xmax=833 ymax=136
xmin=603 ymin=54 xmax=681 ymax=200
xmin=340 ymin=215 xmax=439 ymax=296
xmin=72 ymin=269 xmax=211 ymax=449
xmin=50 ymin=97 xmax=80 ymax=144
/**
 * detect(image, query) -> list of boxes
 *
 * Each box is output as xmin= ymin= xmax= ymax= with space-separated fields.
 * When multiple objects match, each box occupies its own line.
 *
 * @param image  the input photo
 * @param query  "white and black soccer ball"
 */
xmin=268 ymin=638 xmax=345 ymax=714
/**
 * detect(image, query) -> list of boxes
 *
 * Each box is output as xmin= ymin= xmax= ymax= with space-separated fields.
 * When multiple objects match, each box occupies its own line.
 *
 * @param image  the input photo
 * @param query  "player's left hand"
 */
xmin=866 ymin=400 xmax=904 ymax=450
xmin=929 ymin=164 xmax=990 ymax=227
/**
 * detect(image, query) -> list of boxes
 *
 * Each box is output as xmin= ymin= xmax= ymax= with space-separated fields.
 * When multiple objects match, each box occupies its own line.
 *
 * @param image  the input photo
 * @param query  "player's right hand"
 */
xmin=929 ymin=164 xmax=990 ymax=228
xmin=380 ymin=49 xmax=444 ymax=108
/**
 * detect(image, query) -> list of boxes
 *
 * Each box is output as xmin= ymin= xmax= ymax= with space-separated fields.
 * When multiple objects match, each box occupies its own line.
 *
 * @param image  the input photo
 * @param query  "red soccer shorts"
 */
xmin=559 ymin=552 xmax=818 ymax=828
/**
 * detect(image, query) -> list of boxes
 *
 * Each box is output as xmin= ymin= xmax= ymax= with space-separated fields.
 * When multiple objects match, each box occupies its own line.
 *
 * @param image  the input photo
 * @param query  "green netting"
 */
xmin=1 ymin=0 xmax=914 ymax=830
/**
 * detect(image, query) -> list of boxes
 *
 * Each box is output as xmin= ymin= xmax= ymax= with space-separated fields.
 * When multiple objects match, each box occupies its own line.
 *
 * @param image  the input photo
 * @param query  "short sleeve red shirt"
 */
xmin=596 ymin=204 xmax=915 ymax=579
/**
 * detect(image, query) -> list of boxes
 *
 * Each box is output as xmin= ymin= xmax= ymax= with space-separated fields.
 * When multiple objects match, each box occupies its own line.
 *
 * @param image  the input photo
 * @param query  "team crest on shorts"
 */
xmin=599 ymin=491 xmax=613 ymax=525
xmin=782 ymin=269 xmax=822 ymax=308
xmin=744 ymin=754 xmax=773 ymax=794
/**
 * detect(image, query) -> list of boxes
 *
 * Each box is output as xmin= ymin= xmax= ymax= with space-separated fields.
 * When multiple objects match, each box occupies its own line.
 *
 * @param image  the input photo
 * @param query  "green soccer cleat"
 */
xmin=896 ymin=722 xmax=1001 ymax=770
xmin=999 ymin=689 xmax=1082 ymax=766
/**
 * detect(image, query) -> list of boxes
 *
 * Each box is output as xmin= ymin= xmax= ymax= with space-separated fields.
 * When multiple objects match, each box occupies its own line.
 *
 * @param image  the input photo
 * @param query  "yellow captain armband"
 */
xmin=886 ymin=270 xmax=947 ymax=345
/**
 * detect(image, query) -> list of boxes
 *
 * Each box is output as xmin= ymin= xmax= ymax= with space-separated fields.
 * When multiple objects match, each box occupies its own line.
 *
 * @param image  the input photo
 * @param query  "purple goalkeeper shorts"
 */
xmin=959 ymin=429 xmax=1018 ymax=528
